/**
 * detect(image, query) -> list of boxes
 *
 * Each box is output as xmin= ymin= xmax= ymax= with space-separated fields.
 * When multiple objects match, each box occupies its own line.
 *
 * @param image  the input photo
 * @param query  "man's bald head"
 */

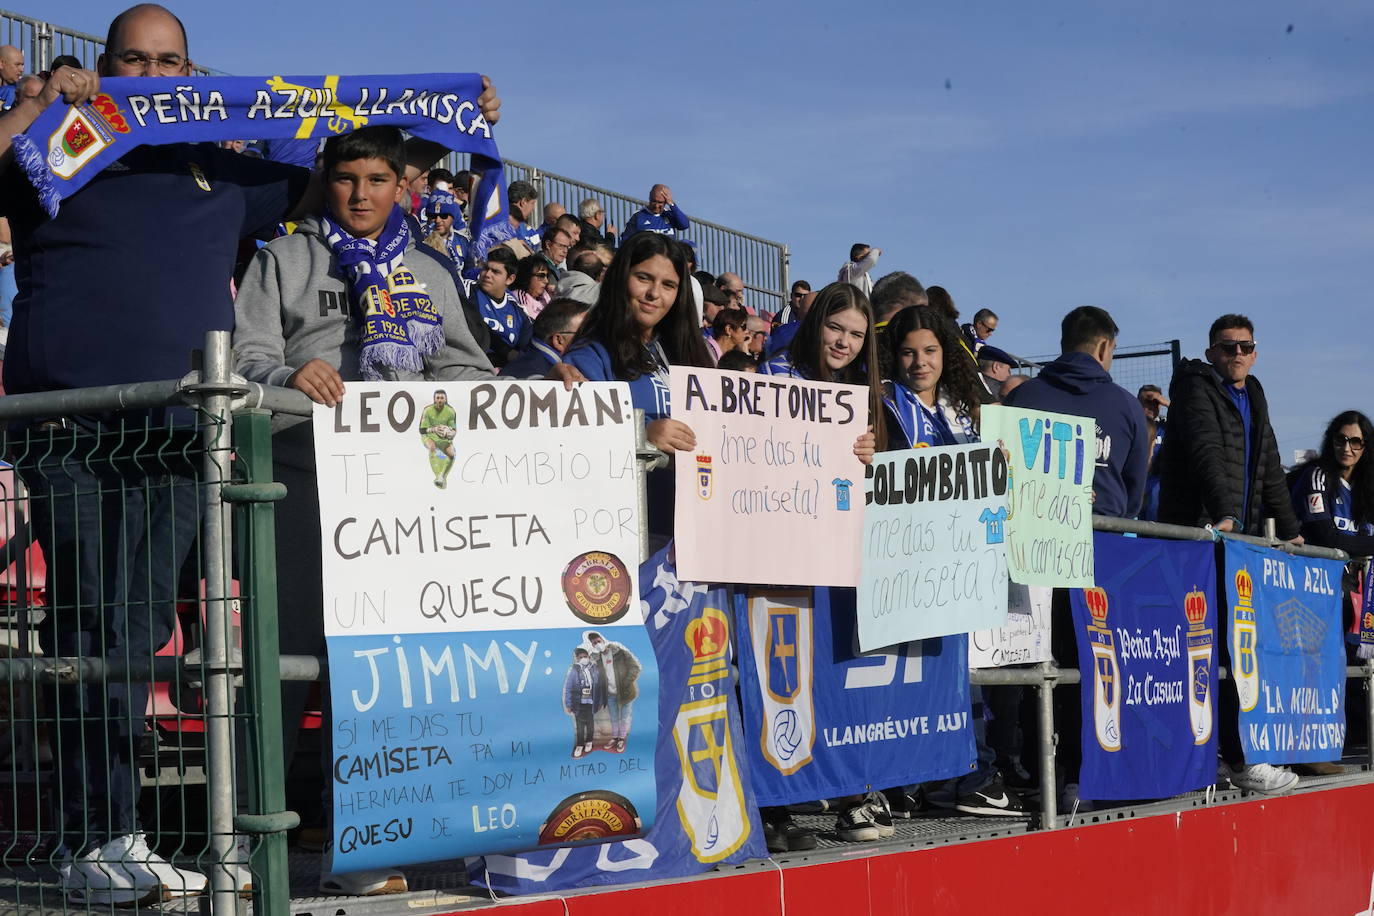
xmin=16 ymin=74 xmax=42 ymax=101
xmin=100 ymin=4 xmax=191 ymax=77
xmin=0 ymin=46 xmax=23 ymax=86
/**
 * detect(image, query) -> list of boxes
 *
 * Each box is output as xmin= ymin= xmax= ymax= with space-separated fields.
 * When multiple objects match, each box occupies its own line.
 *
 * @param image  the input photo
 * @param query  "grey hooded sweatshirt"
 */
xmin=233 ymin=215 xmax=494 ymax=391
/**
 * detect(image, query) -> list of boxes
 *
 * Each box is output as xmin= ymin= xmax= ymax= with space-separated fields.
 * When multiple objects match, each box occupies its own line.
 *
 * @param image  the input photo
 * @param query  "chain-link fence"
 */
xmin=0 ymin=334 xmax=291 ymax=915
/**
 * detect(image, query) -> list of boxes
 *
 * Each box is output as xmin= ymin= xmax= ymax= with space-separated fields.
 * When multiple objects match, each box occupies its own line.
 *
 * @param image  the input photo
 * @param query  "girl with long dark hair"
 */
xmin=1290 ymin=410 xmax=1374 ymax=555
xmin=564 ymin=233 xmax=714 ymax=535
xmin=880 ymin=306 xmax=982 ymax=448
xmin=760 ymin=281 xmax=884 ymax=456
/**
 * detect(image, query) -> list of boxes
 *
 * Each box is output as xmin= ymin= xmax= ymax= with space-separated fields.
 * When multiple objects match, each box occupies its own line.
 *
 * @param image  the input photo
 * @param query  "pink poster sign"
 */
xmin=671 ymin=367 xmax=868 ymax=587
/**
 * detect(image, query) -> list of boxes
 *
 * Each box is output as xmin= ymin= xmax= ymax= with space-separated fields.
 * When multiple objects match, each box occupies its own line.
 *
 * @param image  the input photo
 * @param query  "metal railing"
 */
xmin=440 ymin=154 xmax=791 ymax=318
xmin=1013 ymin=339 xmax=1182 ymax=395
xmin=0 ymin=9 xmax=213 ymax=75
xmin=0 ymin=335 xmax=1368 ymax=915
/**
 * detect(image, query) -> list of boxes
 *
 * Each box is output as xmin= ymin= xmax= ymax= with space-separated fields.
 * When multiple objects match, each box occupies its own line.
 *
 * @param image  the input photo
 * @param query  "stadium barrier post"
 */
xmin=226 ymin=408 xmax=294 ymax=916
xmin=195 ymin=331 xmax=248 ymax=916
xmin=1036 ymin=661 xmax=1059 ymax=828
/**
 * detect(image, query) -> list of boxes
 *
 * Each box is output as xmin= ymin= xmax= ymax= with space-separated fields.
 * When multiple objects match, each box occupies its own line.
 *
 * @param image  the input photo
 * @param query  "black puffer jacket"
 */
xmin=1155 ymin=359 xmax=1299 ymax=539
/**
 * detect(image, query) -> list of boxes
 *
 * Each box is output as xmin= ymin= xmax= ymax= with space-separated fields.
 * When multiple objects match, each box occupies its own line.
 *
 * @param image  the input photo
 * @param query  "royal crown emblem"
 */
xmin=686 ymin=609 xmax=729 ymax=665
xmin=1185 ymin=587 xmax=1208 ymax=628
xmin=91 ymin=94 xmax=131 ymax=133
xmin=1234 ymin=569 xmax=1253 ymax=602
xmin=1084 ymin=587 xmax=1109 ymax=625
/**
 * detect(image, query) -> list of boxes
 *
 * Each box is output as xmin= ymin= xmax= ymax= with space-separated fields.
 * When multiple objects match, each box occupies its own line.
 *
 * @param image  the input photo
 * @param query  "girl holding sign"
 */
xmin=876 ymin=305 xmax=1033 ymax=820
xmin=759 ymin=281 xmax=884 ymax=459
xmin=880 ymin=306 xmax=982 ymax=449
xmin=564 ymin=232 xmax=715 ymax=535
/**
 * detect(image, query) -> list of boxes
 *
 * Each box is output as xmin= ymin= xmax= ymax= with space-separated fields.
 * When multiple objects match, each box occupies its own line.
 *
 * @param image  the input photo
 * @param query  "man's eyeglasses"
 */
xmin=1334 ymin=434 xmax=1365 ymax=452
xmin=1211 ymin=340 xmax=1256 ymax=356
xmin=111 ymin=50 xmax=186 ymax=72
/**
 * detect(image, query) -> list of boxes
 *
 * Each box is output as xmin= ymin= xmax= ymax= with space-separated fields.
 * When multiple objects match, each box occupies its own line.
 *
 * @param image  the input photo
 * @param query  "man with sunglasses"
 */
xmin=1155 ymin=313 xmax=1302 ymax=795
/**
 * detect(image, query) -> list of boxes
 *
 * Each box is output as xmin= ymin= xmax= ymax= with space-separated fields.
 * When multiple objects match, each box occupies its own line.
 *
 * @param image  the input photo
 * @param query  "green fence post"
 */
xmin=229 ymin=408 xmax=294 ymax=916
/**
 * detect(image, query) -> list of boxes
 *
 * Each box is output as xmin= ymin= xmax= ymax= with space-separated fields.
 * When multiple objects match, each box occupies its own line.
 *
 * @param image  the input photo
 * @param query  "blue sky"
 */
xmin=23 ymin=0 xmax=1374 ymax=456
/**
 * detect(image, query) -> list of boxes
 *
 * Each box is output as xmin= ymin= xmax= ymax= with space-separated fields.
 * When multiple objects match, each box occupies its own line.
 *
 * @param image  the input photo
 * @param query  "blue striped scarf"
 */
xmin=322 ymin=206 xmax=441 ymax=380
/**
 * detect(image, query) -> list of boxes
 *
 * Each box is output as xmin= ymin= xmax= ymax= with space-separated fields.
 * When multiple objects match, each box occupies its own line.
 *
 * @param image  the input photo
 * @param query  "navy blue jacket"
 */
xmin=1004 ymin=351 xmax=1149 ymax=519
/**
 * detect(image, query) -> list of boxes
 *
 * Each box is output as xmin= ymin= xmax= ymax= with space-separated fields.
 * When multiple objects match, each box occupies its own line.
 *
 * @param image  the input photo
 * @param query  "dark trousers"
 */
xmin=572 ymin=705 xmax=595 ymax=746
xmin=19 ymin=427 xmax=199 ymax=852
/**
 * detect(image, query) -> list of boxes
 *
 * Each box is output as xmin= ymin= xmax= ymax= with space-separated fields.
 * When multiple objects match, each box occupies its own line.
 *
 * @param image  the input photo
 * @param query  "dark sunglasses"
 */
xmin=1211 ymin=340 xmax=1256 ymax=356
xmin=1333 ymin=434 xmax=1365 ymax=451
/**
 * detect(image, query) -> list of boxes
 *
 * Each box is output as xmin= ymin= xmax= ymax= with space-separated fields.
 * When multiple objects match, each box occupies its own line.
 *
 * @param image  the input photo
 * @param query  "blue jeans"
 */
xmin=0 ymin=262 xmax=16 ymax=327
xmin=18 ymin=424 xmax=199 ymax=851
xmin=605 ymin=695 xmax=634 ymax=739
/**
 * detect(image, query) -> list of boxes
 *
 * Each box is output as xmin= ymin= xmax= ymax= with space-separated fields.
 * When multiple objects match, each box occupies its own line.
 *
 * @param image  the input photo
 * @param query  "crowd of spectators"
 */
xmin=0 ymin=3 xmax=1368 ymax=901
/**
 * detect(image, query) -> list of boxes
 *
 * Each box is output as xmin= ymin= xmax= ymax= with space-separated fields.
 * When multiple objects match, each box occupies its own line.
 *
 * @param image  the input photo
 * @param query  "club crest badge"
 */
xmin=1184 ymin=586 xmax=1214 ymax=745
xmin=1083 ymin=587 xmax=1123 ymax=752
xmin=1232 ymin=569 xmax=1259 ymax=712
xmin=695 ymin=454 xmax=713 ymax=500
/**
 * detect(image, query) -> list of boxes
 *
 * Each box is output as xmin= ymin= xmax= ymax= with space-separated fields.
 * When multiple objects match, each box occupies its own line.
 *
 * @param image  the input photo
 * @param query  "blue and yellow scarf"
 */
xmin=322 ymin=205 xmax=441 ymax=380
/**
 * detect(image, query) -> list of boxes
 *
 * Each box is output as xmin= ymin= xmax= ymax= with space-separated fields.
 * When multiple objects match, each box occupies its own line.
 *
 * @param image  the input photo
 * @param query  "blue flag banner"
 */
xmin=1070 ymin=533 xmax=1218 ymax=800
xmin=473 ymin=545 xmax=766 ymax=893
xmin=11 ymin=74 xmax=505 ymax=260
xmin=1223 ymin=538 xmax=1347 ymax=765
xmin=733 ymin=585 xmax=974 ymax=806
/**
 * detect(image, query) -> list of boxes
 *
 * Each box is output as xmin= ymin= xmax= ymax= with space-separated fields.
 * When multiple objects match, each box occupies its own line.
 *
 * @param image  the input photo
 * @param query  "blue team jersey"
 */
xmin=1291 ymin=463 xmax=1373 ymax=537
xmin=463 ymin=279 xmax=531 ymax=352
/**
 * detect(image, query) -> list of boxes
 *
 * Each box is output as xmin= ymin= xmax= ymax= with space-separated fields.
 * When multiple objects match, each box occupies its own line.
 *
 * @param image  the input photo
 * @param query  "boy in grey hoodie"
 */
xmin=231 ymin=126 xmax=495 ymax=897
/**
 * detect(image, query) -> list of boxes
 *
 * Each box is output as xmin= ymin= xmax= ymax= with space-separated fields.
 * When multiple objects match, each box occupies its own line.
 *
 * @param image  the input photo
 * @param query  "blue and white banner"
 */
xmin=1224 ymin=539 xmax=1347 ymax=765
xmin=315 ymin=382 xmax=656 ymax=872
xmin=13 ymin=74 xmax=505 ymax=256
xmin=474 ymin=545 xmax=766 ymax=892
xmin=1071 ymin=533 xmax=1218 ymax=800
xmin=734 ymin=586 xmax=974 ymax=806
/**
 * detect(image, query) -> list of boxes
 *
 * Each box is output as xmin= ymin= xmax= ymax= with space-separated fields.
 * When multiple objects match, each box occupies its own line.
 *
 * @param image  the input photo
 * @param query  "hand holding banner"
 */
xmin=671 ymin=367 xmax=867 ymax=587
xmin=980 ymin=405 xmax=1095 ymax=588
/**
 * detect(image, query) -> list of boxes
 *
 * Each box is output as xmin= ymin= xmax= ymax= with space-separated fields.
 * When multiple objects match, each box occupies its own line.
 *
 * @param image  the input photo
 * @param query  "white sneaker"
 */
xmin=319 ymin=866 xmax=409 ymax=896
xmin=1228 ymin=762 xmax=1299 ymax=795
xmin=62 ymin=833 xmax=207 ymax=906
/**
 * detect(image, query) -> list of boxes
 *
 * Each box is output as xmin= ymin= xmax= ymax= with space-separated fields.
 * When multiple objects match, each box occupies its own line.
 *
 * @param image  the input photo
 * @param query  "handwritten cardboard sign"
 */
xmin=670 ymin=367 xmax=868 ymax=587
xmin=313 ymin=381 xmax=657 ymax=871
xmin=857 ymin=443 xmax=1010 ymax=651
xmin=980 ymin=405 xmax=1096 ymax=588
xmin=968 ymin=584 xmax=1053 ymax=668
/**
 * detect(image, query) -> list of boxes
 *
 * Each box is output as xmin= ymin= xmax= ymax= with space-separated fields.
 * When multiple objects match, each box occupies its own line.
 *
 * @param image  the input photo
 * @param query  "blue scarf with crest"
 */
xmin=322 ymin=205 xmax=441 ymax=380
xmin=882 ymin=380 xmax=956 ymax=448
xmin=12 ymin=73 xmax=505 ymax=271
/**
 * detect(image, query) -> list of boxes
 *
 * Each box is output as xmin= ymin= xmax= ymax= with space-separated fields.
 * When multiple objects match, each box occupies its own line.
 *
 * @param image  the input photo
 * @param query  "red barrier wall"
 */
xmin=481 ymin=785 xmax=1374 ymax=916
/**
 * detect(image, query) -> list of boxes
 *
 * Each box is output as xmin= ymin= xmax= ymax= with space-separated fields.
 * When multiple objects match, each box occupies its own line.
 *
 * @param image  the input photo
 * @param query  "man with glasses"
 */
xmin=620 ymin=183 xmax=689 ymax=243
xmin=1155 ymin=313 xmax=1302 ymax=796
xmin=962 ymin=308 xmax=999 ymax=356
xmin=773 ymin=279 xmax=811 ymax=327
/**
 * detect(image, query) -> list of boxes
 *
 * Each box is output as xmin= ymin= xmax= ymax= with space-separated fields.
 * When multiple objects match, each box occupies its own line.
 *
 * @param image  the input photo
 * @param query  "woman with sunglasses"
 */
xmin=511 ymin=254 xmax=555 ymax=319
xmin=1290 ymin=412 xmax=1374 ymax=555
